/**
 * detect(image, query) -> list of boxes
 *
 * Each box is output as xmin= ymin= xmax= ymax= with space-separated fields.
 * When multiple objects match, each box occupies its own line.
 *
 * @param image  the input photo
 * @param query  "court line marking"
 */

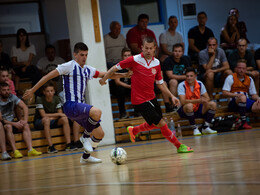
xmin=0 ymin=128 xmax=259 ymax=166
xmin=1 ymin=181 xmax=260 ymax=192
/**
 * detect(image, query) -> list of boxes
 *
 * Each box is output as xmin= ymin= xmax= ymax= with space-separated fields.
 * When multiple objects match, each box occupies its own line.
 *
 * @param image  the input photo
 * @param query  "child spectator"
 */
xmin=34 ymin=81 xmax=76 ymax=153
xmin=0 ymin=82 xmax=42 ymax=157
xmin=0 ymin=69 xmax=16 ymax=95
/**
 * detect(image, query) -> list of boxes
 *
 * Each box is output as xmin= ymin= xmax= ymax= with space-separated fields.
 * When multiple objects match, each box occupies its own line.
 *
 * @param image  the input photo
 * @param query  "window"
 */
xmin=0 ymin=2 xmax=43 ymax=35
xmin=120 ymin=0 xmax=162 ymax=26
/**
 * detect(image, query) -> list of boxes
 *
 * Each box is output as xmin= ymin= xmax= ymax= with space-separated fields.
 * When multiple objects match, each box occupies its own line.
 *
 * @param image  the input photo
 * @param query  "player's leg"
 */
xmin=72 ymin=121 xmax=83 ymax=149
xmin=201 ymin=101 xmax=217 ymax=134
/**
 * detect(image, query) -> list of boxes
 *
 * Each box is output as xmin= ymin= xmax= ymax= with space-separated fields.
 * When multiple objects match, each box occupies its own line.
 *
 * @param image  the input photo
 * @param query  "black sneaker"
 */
xmin=48 ymin=145 xmax=58 ymax=154
xmin=65 ymin=142 xmax=77 ymax=151
xmin=75 ymin=140 xmax=83 ymax=149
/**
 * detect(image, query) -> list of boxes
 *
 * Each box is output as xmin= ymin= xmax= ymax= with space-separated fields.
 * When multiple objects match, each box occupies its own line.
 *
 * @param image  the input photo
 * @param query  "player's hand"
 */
xmin=23 ymin=89 xmax=33 ymax=101
xmin=13 ymin=121 xmax=24 ymax=129
xmin=99 ymin=79 xmax=107 ymax=86
xmin=126 ymin=70 xmax=133 ymax=78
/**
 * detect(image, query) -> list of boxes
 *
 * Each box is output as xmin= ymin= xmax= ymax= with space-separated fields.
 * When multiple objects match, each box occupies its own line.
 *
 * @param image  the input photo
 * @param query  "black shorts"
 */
xmin=133 ymin=98 xmax=162 ymax=125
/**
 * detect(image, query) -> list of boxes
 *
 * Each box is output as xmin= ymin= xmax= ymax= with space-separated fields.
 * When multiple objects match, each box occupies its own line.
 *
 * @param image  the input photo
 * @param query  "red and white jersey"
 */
xmin=116 ymin=53 xmax=163 ymax=105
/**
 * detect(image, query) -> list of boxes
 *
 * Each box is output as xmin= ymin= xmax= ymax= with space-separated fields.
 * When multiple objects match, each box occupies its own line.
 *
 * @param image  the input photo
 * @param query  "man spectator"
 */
xmin=37 ymin=44 xmax=65 ymax=94
xmin=177 ymin=67 xmax=217 ymax=136
xmin=198 ymin=37 xmax=232 ymax=99
xmin=228 ymin=38 xmax=259 ymax=93
xmin=0 ymin=82 xmax=42 ymax=157
xmin=188 ymin=12 xmax=214 ymax=63
xmin=104 ymin=21 xmax=128 ymax=69
xmin=222 ymin=59 xmax=260 ymax=129
xmin=163 ymin=43 xmax=191 ymax=97
xmin=0 ymin=40 xmax=13 ymax=71
xmin=159 ymin=16 xmax=184 ymax=62
xmin=126 ymin=13 xmax=158 ymax=56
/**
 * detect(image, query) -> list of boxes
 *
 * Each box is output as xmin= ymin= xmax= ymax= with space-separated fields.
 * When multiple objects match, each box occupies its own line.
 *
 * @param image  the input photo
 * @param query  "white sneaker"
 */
xmin=80 ymin=136 xmax=93 ymax=153
xmin=202 ymin=127 xmax=217 ymax=134
xmin=1 ymin=152 xmax=12 ymax=161
xmin=193 ymin=128 xmax=202 ymax=136
xmin=80 ymin=156 xmax=102 ymax=163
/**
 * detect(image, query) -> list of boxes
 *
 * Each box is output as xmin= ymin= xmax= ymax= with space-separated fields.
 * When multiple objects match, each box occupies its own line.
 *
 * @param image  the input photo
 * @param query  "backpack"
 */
xmin=211 ymin=115 xmax=240 ymax=132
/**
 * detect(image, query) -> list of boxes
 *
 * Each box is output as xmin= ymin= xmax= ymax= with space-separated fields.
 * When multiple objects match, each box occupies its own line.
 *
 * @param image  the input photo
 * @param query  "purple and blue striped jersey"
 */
xmin=56 ymin=60 xmax=97 ymax=103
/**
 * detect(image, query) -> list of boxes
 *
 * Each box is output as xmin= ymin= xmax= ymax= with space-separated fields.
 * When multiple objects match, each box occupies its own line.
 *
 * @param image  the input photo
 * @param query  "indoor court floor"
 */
xmin=0 ymin=129 xmax=259 ymax=195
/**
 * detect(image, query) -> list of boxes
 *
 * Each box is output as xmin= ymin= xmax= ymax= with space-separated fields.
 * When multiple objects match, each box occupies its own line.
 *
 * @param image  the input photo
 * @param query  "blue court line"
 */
xmin=1 ymin=128 xmax=259 ymax=166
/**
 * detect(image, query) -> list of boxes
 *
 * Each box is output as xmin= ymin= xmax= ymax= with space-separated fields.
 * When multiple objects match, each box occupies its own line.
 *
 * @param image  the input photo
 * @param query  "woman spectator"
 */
xmin=10 ymin=28 xmax=41 ymax=94
xmin=220 ymin=14 xmax=240 ymax=54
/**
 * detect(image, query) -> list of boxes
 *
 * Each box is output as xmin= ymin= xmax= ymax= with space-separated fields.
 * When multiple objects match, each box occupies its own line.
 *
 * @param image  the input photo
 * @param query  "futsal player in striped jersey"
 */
xmin=23 ymin=42 xmax=130 ymax=163
xmin=100 ymin=37 xmax=193 ymax=153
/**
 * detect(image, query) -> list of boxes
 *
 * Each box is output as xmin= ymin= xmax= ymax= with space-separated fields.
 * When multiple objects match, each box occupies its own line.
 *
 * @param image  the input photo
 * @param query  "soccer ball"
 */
xmin=110 ymin=147 xmax=127 ymax=165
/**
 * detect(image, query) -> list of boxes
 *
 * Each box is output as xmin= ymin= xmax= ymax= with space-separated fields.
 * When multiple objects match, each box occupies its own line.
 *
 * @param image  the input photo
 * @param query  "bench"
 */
xmin=113 ymin=88 xmax=260 ymax=143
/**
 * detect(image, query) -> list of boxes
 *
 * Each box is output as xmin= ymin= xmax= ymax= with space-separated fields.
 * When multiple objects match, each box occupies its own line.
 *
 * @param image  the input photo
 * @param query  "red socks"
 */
xmin=160 ymin=124 xmax=181 ymax=148
xmin=133 ymin=122 xmax=157 ymax=135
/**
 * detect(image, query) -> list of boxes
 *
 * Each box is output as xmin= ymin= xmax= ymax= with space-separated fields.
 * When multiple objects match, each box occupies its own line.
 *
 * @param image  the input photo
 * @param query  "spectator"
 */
xmin=177 ymin=67 xmax=217 ymax=136
xmin=188 ymin=12 xmax=214 ymax=63
xmin=0 ymin=69 xmax=16 ymax=95
xmin=228 ymin=38 xmax=259 ymax=93
xmin=10 ymin=28 xmax=41 ymax=93
xmin=34 ymin=81 xmax=76 ymax=153
xmin=163 ymin=43 xmax=191 ymax=97
xmin=159 ymin=16 xmax=184 ymax=62
xmin=126 ymin=13 xmax=159 ymax=56
xmin=222 ymin=59 xmax=260 ymax=129
xmin=0 ymin=40 xmax=13 ymax=71
xmin=104 ymin=21 xmax=127 ymax=69
xmin=229 ymin=8 xmax=249 ymax=43
xmin=0 ymin=82 xmax=42 ymax=157
xmin=0 ymin=112 xmax=23 ymax=160
xmin=220 ymin=14 xmax=240 ymax=54
xmin=198 ymin=37 xmax=232 ymax=99
xmin=255 ymin=48 xmax=260 ymax=71
xmin=36 ymin=44 xmax=65 ymax=75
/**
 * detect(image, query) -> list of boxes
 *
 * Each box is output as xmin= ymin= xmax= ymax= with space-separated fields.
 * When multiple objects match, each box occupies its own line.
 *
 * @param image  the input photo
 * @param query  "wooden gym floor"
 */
xmin=0 ymin=129 xmax=259 ymax=195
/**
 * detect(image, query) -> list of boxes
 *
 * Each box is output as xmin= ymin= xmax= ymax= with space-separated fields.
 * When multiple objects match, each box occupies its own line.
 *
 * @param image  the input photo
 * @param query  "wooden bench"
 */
xmin=113 ymin=88 xmax=260 ymax=143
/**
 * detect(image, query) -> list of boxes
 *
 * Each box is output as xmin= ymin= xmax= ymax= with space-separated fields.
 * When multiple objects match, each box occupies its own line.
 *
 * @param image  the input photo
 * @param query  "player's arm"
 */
xmin=156 ymin=82 xmax=179 ymax=106
xmin=23 ymin=69 xmax=59 ymax=100
xmin=99 ymin=65 xmax=119 ymax=85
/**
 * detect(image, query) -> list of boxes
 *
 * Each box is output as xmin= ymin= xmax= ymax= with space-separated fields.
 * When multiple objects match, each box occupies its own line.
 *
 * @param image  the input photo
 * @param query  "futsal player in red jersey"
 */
xmin=100 ymin=37 xmax=193 ymax=153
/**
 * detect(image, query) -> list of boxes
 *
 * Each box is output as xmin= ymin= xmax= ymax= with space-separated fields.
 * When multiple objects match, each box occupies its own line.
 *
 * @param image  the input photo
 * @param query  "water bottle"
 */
xmin=177 ymin=123 xmax=182 ymax=139
xmin=168 ymin=118 xmax=176 ymax=136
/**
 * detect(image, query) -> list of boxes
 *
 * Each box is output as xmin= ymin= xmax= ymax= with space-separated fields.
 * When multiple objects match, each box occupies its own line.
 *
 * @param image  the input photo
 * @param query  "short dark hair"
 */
xmin=121 ymin=47 xmax=131 ymax=56
xmin=0 ymin=82 xmax=9 ymax=88
xmin=42 ymin=81 xmax=55 ymax=90
xmin=168 ymin=15 xmax=177 ymax=22
xmin=142 ymin=36 xmax=156 ymax=46
xmin=0 ymin=68 xmax=8 ymax=74
xmin=74 ymin=42 xmax=88 ymax=53
xmin=45 ymin=44 xmax=55 ymax=52
xmin=138 ymin=13 xmax=149 ymax=22
xmin=16 ymin=28 xmax=30 ymax=48
xmin=184 ymin=67 xmax=197 ymax=74
xmin=110 ymin=21 xmax=120 ymax=30
xmin=172 ymin=43 xmax=184 ymax=51
xmin=237 ymin=59 xmax=247 ymax=65
xmin=208 ymin=37 xmax=218 ymax=44
xmin=197 ymin=11 xmax=207 ymax=18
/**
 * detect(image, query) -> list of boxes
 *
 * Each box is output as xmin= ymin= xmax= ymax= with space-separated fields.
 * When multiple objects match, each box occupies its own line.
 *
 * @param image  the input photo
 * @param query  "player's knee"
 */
xmin=209 ymin=101 xmax=217 ymax=110
xmin=184 ymin=103 xmax=193 ymax=112
xmin=90 ymin=107 xmax=102 ymax=121
xmin=42 ymin=117 xmax=50 ymax=125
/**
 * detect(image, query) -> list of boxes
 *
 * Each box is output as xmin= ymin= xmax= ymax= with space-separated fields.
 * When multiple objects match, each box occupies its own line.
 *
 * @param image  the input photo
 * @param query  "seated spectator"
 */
xmin=0 ymin=82 xmax=42 ymax=157
xmin=0 ymin=119 xmax=12 ymax=160
xmin=220 ymin=14 xmax=240 ymax=54
xmin=0 ymin=69 xmax=16 ymax=95
xmin=198 ymin=37 xmax=232 ymax=99
xmin=159 ymin=16 xmax=184 ymax=62
xmin=228 ymin=38 xmax=259 ymax=93
xmin=104 ymin=21 xmax=127 ymax=69
xmin=0 ymin=40 xmax=13 ymax=71
xmin=222 ymin=59 xmax=260 ymax=129
xmin=126 ymin=13 xmax=159 ymax=56
xmin=188 ymin=12 xmax=214 ymax=63
xmin=36 ymin=44 xmax=65 ymax=75
xmin=177 ymin=67 xmax=217 ymax=136
xmin=10 ymin=28 xmax=41 ymax=93
xmin=163 ymin=43 xmax=191 ymax=97
xmin=255 ymin=48 xmax=260 ymax=71
xmin=229 ymin=8 xmax=249 ymax=43
xmin=34 ymin=81 xmax=76 ymax=153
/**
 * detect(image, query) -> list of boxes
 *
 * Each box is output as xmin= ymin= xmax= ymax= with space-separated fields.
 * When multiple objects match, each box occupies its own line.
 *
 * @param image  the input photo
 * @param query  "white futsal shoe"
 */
xmin=202 ymin=127 xmax=217 ymax=134
xmin=80 ymin=136 xmax=93 ymax=153
xmin=193 ymin=128 xmax=202 ymax=136
xmin=80 ymin=156 xmax=102 ymax=163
